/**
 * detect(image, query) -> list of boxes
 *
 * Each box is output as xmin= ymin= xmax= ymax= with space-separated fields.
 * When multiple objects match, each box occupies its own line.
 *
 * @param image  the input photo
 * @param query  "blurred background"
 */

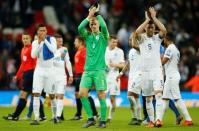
xmin=0 ymin=0 xmax=199 ymax=106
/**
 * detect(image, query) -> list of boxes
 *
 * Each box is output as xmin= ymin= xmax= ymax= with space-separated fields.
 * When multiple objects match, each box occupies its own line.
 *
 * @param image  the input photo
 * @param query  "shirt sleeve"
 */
xmin=78 ymin=18 xmax=89 ymax=38
xmin=64 ymin=51 xmax=73 ymax=77
xmin=96 ymin=15 xmax=109 ymax=40
xmin=155 ymin=34 xmax=163 ymax=43
xmin=164 ymin=47 xmax=172 ymax=59
xmin=31 ymin=40 xmax=40 ymax=58
xmin=44 ymin=37 xmax=57 ymax=54
xmin=119 ymin=49 xmax=125 ymax=63
xmin=16 ymin=64 xmax=24 ymax=78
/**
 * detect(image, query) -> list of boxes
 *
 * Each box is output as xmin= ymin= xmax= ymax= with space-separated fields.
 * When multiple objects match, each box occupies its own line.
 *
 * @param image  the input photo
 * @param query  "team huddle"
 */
xmin=3 ymin=3 xmax=193 ymax=129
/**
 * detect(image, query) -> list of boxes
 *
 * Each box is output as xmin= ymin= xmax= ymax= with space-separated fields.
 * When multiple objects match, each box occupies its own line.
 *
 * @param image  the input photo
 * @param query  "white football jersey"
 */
xmin=137 ymin=33 xmax=162 ymax=70
xmin=31 ymin=37 xmax=57 ymax=68
xmin=128 ymin=48 xmax=142 ymax=75
xmin=53 ymin=47 xmax=70 ymax=76
xmin=164 ymin=44 xmax=180 ymax=76
xmin=105 ymin=47 xmax=125 ymax=75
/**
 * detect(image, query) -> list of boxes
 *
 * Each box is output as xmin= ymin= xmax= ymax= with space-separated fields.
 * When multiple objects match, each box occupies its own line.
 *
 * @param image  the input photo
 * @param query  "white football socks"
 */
xmin=56 ymin=99 xmax=64 ymax=117
xmin=33 ymin=97 xmax=40 ymax=120
xmin=176 ymin=99 xmax=192 ymax=121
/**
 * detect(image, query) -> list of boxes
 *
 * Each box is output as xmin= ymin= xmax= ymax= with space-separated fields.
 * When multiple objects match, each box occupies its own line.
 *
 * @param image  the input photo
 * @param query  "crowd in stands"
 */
xmin=0 ymin=0 xmax=198 ymax=91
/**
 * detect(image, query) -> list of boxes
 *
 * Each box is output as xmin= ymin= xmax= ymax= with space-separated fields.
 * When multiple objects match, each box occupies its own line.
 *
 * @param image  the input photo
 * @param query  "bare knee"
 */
xmin=146 ymin=96 xmax=153 ymax=103
xmin=97 ymin=91 xmax=106 ymax=100
xmin=75 ymin=92 xmax=80 ymax=98
xmin=49 ymin=94 xmax=55 ymax=100
xmin=20 ymin=91 xmax=28 ymax=99
xmin=79 ymin=87 xmax=89 ymax=98
xmin=33 ymin=93 xmax=40 ymax=97
xmin=56 ymin=94 xmax=64 ymax=99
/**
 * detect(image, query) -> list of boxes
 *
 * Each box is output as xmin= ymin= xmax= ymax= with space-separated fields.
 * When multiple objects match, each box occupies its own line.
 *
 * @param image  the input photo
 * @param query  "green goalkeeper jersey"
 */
xmin=78 ymin=15 xmax=109 ymax=71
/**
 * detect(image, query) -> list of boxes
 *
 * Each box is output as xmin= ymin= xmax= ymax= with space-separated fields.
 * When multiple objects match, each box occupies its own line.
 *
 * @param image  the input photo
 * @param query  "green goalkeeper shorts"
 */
xmin=80 ymin=70 xmax=107 ymax=91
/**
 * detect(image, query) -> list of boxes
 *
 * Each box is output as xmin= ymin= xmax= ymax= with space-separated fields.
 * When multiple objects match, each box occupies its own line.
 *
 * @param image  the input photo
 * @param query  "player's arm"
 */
xmin=162 ymin=57 xmax=169 ymax=65
xmin=130 ymin=32 xmax=140 ymax=51
xmin=149 ymin=7 xmax=167 ymax=38
xmin=134 ymin=11 xmax=150 ymax=41
xmin=15 ymin=63 xmax=24 ymax=80
xmin=162 ymin=47 xmax=172 ymax=65
xmin=111 ymin=50 xmax=125 ymax=69
xmin=109 ymin=62 xmax=125 ymax=69
xmin=44 ymin=37 xmax=57 ymax=53
xmin=78 ymin=18 xmax=89 ymax=38
xmin=31 ymin=40 xmax=41 ymax=58
xmin=116 ymin=61 xmax=129 ymax=80
xmin=64 ymin=50 xmax=73 ymax=84
xmin=97 ymin=15 xmax=109 ymax=39
xmin=78 ymin=7 xmax=96 ymax=38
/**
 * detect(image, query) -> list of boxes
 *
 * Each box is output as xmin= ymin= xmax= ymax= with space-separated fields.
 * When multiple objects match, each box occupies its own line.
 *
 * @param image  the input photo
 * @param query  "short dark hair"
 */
xmin=148 ymin=20 xmax=154 ymax=25
xmin=109 ymin=35 xmax=117 ymax=40
xmin=165 ymin=32 xmax=175 ymax=41
xmin=36 ymin=24 xmax=46 ymax=31
xmin=22 ymin=32 xmax=30 ymax=36
xmin=76 ymin=36 xmax=85 ymax=45
xmin=54 ymin=34 xmax=62 ymax=38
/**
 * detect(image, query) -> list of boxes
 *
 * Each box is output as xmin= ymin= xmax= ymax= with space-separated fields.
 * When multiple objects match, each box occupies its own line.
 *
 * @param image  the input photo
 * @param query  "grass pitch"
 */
xmin=0 ymin=107 xmax=198 ymax=131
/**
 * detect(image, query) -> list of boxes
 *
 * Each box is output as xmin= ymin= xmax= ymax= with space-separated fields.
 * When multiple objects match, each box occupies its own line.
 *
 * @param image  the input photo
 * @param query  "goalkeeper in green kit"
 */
xmin=78 ymin=3 xmax=109 ymax=128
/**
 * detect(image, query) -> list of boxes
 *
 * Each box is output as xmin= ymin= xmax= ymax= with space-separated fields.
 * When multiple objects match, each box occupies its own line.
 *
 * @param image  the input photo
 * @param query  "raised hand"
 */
xmin=149 ymin=7 xmax=157 ymax=19
xmin=88 ymin=7 xmax=96 ymax=19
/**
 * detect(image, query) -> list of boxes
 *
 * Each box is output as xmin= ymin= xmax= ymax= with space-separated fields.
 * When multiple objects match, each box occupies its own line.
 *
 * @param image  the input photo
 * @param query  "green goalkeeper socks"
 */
xmin=81 ymin=97 xmax=93 ymax=119
xmin=100 ymin=99 xmax=107 ymax=121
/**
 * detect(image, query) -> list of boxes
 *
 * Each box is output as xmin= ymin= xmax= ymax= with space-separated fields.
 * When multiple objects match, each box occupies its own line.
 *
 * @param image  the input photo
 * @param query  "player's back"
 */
xmin=164 ymin=44 xmax=180 ymax=77
xmin=128 ymin=48 xmax=142 ymax=75
xmin=138 ymin=33 xmax=162 ymax=70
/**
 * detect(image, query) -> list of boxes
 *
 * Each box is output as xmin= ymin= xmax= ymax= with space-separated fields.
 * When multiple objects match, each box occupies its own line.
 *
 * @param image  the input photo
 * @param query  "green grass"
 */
xmin=0 ymin=107 xmax=199 ymax=131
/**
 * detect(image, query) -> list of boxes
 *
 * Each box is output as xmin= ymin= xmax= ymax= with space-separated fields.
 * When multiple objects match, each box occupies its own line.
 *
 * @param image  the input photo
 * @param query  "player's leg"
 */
xmin=168 ymin=100 xmax=183 ymax=125
xmin=142 ymin=96 xmax=150 ymax=124
xmin=26 ymin=95 xmax=33 ymax=119
xmin=44 ymin=69 xmax=57 ymax=122
xmin=95 ymin=70 xmax=107 ymax=128
xmin=4 ymin=70 xmax=34 ymax=121
xmin=49 ymin=93 xmax=56 ymax=120
xmin=3 ymin=90 xmax=29 ymax=121
xmin=128 ymin=73 xmax=142 ymax=125
xmin=161 ymin=98 xmax=169 ymax=120
xmin=97 ymin=90 xmax=107 ymax=128
xmin=142 ymin=72 xmax=155 ymax=127
xmin=154 ymin=90 xmax=163 ymax=126
xmin=153 ymin=71 xmax=164 ymax=126
xmin=39 ymin=91 xmax=46 ymax=121
xmin=128 ymin=92 xmax=142 ymax=125
xmin=13 ymin=91 xmax=29 ymax=118
xmin=88 ymin=93 xmax=98 ymax=118
xmin=172 ymin=77 xmax=193 ymax=126
xmin=175 ymin=99 xmax=193 ymax=126
xmin=54 ymin=94 xmax=64 ymax=123
xmin=54 ymin=79 xmax=66 ymax=123
xmin=145 ymin=96 xmax=155 ymax=127
xmin=79 ymin=72 xmax=95 ymax=128
xmin=72 ymin=74 xmax=82 ymax=120
xmin=107 ymin=95 xmax=116 ymax=121
xmin=107 ymin=77 xmax=119 ymax=122
xmin=30 ymin=69 xmax=44 ymax=125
